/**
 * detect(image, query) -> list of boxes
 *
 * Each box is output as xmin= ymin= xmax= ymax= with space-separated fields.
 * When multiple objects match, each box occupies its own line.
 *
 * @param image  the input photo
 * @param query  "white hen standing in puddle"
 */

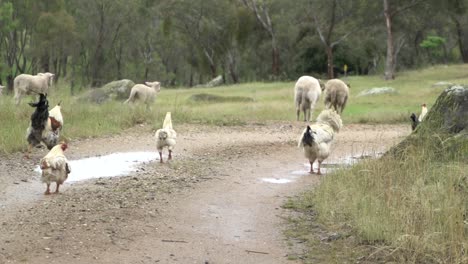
xmin=155 ymin=112 xmax=177 ymax=163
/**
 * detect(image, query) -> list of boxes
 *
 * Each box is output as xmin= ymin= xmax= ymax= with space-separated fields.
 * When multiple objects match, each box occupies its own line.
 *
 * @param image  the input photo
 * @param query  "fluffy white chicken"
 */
xmin=155 ymin=112 xmax=177 ymax=163
xmin=40 ymin=143 xmax=71 ymax=194
xmin=298 ymin=109 xmax=343 ymax=175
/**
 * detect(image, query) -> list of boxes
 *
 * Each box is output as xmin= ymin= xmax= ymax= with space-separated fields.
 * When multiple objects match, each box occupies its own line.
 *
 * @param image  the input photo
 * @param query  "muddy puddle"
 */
xmin=261 ymin=152 xmax=383 ymax=184
xmin=35 ymin=152 xmax=158 ymax=182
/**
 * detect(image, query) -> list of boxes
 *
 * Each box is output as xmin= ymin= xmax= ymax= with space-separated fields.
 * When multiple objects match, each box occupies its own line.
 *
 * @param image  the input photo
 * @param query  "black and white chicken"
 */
xmin=298 ymin=109 xmax=343 ymax=175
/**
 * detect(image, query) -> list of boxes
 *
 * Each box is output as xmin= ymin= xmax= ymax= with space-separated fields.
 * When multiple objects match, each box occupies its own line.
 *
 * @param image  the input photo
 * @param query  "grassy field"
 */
xmin=2 ymin=64 xmax=467 ymax=154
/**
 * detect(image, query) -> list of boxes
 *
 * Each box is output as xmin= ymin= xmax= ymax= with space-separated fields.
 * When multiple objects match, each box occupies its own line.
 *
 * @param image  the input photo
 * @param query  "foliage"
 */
xmin=0 ymin=1 xmax=467 ymax=88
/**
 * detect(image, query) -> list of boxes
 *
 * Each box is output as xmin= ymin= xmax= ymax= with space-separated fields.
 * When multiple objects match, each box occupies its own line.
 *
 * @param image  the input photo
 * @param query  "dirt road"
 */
xmin=0 ymin=122 xmax=409 ymax=263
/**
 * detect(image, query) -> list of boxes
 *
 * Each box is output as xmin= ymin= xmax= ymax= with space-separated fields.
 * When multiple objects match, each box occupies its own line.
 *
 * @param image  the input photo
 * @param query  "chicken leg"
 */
xmin=168 ymin=150 xmax=172 ymax=160
xmin=309 ymin=160 xmax=315 ymax=174
xmin=44 ymin=183 xmax=51 ymax=195
xmin=159 ymin=152 xmax=164 ymax=163
xmin=317 ymin=160 xmax=323 ymax=175
xmin=54 ymin=183 xmax=61 ymax=194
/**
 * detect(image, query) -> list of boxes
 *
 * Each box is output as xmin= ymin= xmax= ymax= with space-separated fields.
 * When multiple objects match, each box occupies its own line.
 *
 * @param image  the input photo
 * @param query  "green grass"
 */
xmin=303 ymin=147 xmax=467 ymax=263
xmin=1 ymin=64 xmax=468 ymax=154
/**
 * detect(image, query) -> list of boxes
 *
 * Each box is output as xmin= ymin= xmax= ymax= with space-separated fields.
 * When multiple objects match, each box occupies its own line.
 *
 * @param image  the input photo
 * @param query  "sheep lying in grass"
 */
xmin=13 ymin=72 xmax=55 ymax=105
xmin=294 ymin=76 xmax=323 ymax=122
xmin=324 ymin=79 xmax=349 ymax=114
xmin=124 ymin=81 xmax=161 ymax=110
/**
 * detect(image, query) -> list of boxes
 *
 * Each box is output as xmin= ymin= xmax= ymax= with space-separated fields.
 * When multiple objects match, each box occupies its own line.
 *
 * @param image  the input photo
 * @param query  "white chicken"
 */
xmin=47 ymin=102 xmax=63 ymax=133
xmin=40 ymin=143 xmax=71 ymax=195
xmin=41 ymin=102 xmax=64 ymax=150
xmin=155 ymin=112 xmax=177 ymax=163
xmin=298 ymin=109 xmax=343 ymax=175
xmin=418 ymin=103 xmax=428 ymax=122
xmin=410 ymin=103 xmax=429 ymax=131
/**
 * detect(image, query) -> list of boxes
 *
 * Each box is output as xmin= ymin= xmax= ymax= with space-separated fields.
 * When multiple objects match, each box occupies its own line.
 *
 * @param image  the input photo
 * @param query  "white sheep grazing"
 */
xmin=324 ymin=79 xmax=349 ymax=114
xmin=124 ymin=81 xmax=161 ymax=109
xmin=0 ymin=85 xmax=4 ymax=96
xmin=13 ymin=72 xmax=55 ymax=105
xmin=294 ymin=76 xmax=323 ymax=122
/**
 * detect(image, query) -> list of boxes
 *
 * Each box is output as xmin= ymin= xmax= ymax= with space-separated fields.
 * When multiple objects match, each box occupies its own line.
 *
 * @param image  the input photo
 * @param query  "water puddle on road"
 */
xmin=35 ymin=152 xmax=158 ymax=182
xmin=261 ymin=152 xmax=382 ymax=184
xmin=261 ymin=178 xmax=293 ymax=184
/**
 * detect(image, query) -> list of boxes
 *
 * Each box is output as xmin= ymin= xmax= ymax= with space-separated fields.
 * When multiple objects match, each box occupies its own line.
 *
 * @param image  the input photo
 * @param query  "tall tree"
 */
xmin=240 ymin=0 xmax=280 ymax=77
xmin=308 ymin=0 xmax=358 ymax=79
xmin=444 ymin=0 xmax=468 ymax=62
xmin=383 ymin=0 xmax=422 ymax=80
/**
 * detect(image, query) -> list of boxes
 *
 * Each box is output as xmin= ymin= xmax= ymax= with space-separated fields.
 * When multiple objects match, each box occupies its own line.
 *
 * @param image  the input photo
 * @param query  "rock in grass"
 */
xmin=432 ymin=81 xmax=454 ymax=87
xmin=386 ymin=85 xmax=468 ymax=159
xmin=78 ymin=79 xmax=135 ymax=104
xmin=357 ymin=87 xmax=397 ymax=97
xmin=188 ymin=93 xmax=254 ymax=103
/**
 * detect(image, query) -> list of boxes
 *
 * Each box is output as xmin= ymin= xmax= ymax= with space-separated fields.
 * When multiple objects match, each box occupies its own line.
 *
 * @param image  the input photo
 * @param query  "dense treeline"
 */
xmin=0 ymin=0 xmax=467 ymax=91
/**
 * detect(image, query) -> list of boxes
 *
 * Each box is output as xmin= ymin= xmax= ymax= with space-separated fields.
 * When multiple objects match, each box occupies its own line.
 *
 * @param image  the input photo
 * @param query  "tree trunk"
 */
xmin=227 ymin=50 xmax=239 ymax=83
xmin=326 ymin=46 xmax=334 ymax=79
xmin=453 ymin=17 xmax=468 ymax=63
xmin=62 ymin=56 xmax=68 ymax=78
xmin=189 ymin=68 xmax=194 ymax=88
xmin=383 ymin=0 xmax=395 ymax=80
xmin=272 ymin=44 xmax=280 ymax=77
xmin=209 ymin=63 xmax=217 ymax=78
xmin=144 ymin=66 xmax=149 ymax=81
xmin=91 ymin=3 xmax=106 ymax=87
xmin=6 ymin=75 xmax=14 ymax=93
xmin=41 ymin=54 xmax=50 ymax=73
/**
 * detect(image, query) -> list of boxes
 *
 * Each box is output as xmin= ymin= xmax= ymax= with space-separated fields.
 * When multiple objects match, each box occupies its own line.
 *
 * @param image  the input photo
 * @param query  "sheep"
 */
xmin=294 ymin=76 xmax=323 ymax=122
xmin=324 ymin=79 xmax=350 ymax=114
xmin=13 ymin=72 xmax=55 ymax=105
xmin=124 ymin=81 xmax=161 ymax=110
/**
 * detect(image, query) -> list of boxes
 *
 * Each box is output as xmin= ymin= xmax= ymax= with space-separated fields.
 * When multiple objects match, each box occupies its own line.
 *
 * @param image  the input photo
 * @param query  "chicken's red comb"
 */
xmin=60 ymin=143 xmax=68 ymax=151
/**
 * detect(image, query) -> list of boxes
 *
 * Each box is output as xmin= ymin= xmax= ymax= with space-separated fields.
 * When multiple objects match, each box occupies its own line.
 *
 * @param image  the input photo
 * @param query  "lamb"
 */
xmin=13 ymin=72 xmax=55 ymax=105
xmin=124 ymin=81 xmax=161 ymax=110
xmin=324 ymin=79 xmax=349 ymax=114
xmin=294 ymin=76 xmax=323 ymax=122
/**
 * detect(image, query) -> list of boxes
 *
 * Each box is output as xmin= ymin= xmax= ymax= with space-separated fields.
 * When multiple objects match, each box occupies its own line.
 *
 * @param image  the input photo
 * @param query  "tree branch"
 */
xmin=391 ymin=0 xmax=423 ymax=17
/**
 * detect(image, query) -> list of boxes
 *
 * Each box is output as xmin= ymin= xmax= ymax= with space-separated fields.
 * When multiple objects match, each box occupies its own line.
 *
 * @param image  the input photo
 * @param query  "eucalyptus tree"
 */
xmin=32 ymin=0 xmax=78 ymax=82
xmin=306 ymin=0 xmax=363 ymax=79
xmin=292 ymin=0 xmax=371 ymax=79
xmin=67 ymin=0 xmax=136 ymax=86
xmin=163 ymin=0 xmax=239 ymax=82
xmin=382 ymin=0 xmax=423 ymax=80
xmin=239 ymin=0 xmax=281 ymax=77
xmin=0 ymin=0 xmax=38 ymax=90
xmin=437 ymin=0 xmax=468 ymax=63
xmin=0 ymin=1 xmax=16 ymax=89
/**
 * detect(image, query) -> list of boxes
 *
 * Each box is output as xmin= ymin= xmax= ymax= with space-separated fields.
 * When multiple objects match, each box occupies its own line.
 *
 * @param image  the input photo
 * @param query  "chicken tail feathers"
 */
xmin=163 ymin=112 xmax=172 ymax=130
xmin=66 ymin=163 xmax=71 ymax=174
xmin=298 ymin=125 xmax=314 ymax=147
